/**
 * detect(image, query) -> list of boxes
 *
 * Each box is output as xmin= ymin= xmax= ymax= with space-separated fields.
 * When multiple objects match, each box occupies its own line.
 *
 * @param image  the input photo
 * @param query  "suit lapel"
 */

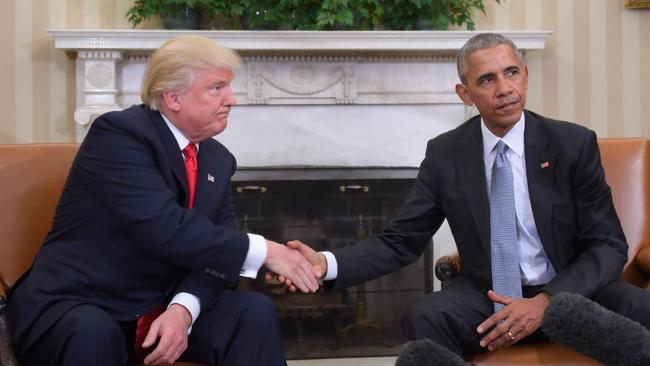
xmin=147 ymin=107 xmax=189 ymax=202
xmin=524 ymin=111 xmax=557 ymax=261
xmin=457 ymin=117 xmax=491 ymax=255
xmin=194 ymin=142 xmax=222 ymax=215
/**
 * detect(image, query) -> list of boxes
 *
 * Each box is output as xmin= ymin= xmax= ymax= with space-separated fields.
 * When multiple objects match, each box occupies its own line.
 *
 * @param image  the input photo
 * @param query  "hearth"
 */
xmin=232 ymin=168 xmax=432 ymax=359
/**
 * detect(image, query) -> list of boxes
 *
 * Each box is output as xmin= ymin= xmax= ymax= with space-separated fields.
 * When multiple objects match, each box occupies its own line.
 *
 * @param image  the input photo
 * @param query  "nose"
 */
xmin=495 ymin=77 xmax=512 ymax=97
xmin=224 ymin=86 xmax=237 ymax=107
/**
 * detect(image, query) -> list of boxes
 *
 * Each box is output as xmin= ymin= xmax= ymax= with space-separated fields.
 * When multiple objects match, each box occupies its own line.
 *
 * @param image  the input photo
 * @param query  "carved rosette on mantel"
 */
xmin=49 ymin=30 xmax=551 ymax=143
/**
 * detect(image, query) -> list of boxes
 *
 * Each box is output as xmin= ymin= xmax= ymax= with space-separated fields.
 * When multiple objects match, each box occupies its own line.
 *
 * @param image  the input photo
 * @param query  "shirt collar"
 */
xmin=481 ymin=112 xmax=525 ymax=158
xmin=160 ymin=112 xmax=196 ymax=152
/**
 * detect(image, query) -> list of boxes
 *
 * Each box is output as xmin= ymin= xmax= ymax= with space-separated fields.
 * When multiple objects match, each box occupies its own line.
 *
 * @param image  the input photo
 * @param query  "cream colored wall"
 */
xmin=0 ymin=0 xmax=648 ymax=143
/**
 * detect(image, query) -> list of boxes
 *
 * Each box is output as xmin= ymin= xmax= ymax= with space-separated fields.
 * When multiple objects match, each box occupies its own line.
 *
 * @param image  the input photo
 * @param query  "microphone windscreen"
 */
xmin=541 ymin=292 xmax=650 ymax=366
xmin=395 ymin=338 xmax=470 ymax=366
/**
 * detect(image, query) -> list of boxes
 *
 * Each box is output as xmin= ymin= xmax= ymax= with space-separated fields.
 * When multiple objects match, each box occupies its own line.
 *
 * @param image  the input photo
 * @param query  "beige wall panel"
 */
xmin=33 ymin=0 xmax=51 ymax=142
xmin=0 ymin=0 xmax=16 ymax=143
xmin=606 ymin=0 xmax=625 ymax=137
xmin=622 ymin=8 xmax=641 ymax=137
xmin=573 ymin=0 xmax=591 ymax=129
xmin=115 ymin=0 xmax=132 ymax=29
xmin=493 ymin=0 xmax=511 ymax=30
xmin=83 ymin=0 xmax=100 ymax=28
xmin=50 ymin=0 xmax=73 ymax=142
xmin=100 ymin=0 xmax=117 ymax=29
xmin=641 ymin=11 xmax=650 ymax=137
xmin=541 ymin=0 xmax=559 ymax=119
xmin=524 ymin=0 xmax=544 ymax=113
xmin=474 ymin=1 xmax=495 ymax=31
xmin=510 ymin=0 xmax=526 ymax=30
xmin=15 ymin=0 xmax=33 ymax=143
xmin=590 ymin=0 xmax=608 ymax=136
xmin=524 ymin=0 xmax=542 ymax=30
xmin=556 ymin=0 xmax=576 ymax=124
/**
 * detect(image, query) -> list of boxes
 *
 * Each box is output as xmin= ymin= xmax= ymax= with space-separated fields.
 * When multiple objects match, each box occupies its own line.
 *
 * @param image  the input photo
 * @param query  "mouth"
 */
xmin=495 ymin=99 xmax=519 ymax=112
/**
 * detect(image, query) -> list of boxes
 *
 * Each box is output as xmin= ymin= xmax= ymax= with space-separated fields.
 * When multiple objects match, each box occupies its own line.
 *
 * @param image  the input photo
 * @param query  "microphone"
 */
xmin=541 ymin=291 xmax=650 ymax=366
xmin=395 ymin=338 xmax=470 ymax=366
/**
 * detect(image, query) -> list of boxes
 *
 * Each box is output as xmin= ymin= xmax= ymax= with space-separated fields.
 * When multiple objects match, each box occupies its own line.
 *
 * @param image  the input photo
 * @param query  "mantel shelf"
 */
xmin=49 ymin=29 xmax=552 ymax=53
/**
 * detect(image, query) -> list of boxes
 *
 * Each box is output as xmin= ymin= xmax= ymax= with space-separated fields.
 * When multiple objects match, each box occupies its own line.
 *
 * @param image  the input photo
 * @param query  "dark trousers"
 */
xmin=401 ymin=276 xmax=650 ymax=356
xmin=20 ymin=290 xmax=286 ymax=366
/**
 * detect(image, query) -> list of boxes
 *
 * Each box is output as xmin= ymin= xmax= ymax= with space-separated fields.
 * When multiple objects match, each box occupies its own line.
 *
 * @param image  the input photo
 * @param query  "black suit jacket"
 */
xmin=8 ymin=105 xmax=249 ymax=357
xmin=331 ymin=110 xmax=628 ymax=297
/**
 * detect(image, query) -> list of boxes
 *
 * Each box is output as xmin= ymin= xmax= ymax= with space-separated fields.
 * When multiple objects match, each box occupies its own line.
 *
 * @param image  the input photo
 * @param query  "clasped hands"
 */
xmin=477 ymin=290 xmax=550 ymax=351
xmin=263 ymin=240 xmax=325 ymax=293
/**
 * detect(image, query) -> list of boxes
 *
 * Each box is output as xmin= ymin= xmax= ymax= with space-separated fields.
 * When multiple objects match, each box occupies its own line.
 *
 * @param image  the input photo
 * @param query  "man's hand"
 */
xmin=265 ymin=240 xmax=328 ymax=292
xmin=477 ymin=290 xmax=550 ymax=352
xmin=287 ymin=240 xmax=327 ymax=277
xmin=142 ymin=304 xmax=191 ymax=365
xmin=264 ymin=240 xmax=319 ymax=293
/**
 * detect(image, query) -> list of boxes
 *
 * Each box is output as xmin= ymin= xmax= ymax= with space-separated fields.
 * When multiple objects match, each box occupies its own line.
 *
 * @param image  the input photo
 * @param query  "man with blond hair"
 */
xmin=7 ymin=36 xmax=316 ymax=366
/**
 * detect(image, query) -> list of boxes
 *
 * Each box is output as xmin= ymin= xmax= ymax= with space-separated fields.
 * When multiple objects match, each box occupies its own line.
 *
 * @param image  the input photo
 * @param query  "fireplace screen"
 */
xmin=232 ymin=173 xmax=431 ymax=359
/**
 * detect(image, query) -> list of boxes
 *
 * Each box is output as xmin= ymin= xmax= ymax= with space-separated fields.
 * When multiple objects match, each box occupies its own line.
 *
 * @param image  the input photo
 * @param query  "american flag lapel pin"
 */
xmin=207 ymin=173 xmax=215 ymax=183
xmin=540 ymin=161 xmax=550 ymax=169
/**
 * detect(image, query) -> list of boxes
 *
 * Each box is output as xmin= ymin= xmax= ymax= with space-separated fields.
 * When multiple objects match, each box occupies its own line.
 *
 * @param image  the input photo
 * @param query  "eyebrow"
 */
xmin=207 ymin=80 xmax=228 ymax=88
xmin=476 ymin=72 xmax=496 ymax=84
xmin=475 ymin=65 xmax=520 ymax=84
xmin=504 ymin=65 xmax=520 ymax=74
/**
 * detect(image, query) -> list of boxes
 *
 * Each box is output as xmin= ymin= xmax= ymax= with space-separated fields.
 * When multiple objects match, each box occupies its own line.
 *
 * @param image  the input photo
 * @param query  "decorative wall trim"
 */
xmin=50 ymin=30 xmax=552 ymax=52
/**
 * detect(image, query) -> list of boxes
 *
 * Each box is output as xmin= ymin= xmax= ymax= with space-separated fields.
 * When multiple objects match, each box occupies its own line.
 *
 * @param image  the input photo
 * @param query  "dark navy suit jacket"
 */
xmin=331 ymin=110 xmax=628 ymax=297
xmin=8 ymin=105 xmax=249 ymax=357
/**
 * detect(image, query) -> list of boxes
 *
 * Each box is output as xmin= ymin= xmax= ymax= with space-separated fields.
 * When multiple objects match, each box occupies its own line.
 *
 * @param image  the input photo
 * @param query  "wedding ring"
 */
xmin=507 ymin=330 xmax=515 ymax=340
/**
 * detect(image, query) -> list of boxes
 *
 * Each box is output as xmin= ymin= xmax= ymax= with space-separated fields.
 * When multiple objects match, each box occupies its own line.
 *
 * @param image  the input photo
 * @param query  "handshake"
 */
xmin=263 ymin=240 xmax=327 ymax=293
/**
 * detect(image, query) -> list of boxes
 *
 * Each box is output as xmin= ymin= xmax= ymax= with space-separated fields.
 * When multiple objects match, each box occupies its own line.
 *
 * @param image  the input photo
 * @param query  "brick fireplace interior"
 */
xmin=232 ymin=168 xmax=432 ymax=359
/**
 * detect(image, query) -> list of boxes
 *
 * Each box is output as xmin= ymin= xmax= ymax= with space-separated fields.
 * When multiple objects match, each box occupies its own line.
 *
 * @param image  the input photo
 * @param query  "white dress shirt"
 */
xmin=161 ymin=114 xmax=267 ymax=330
xmin=481 ymin=113 xmax=556 ymax=286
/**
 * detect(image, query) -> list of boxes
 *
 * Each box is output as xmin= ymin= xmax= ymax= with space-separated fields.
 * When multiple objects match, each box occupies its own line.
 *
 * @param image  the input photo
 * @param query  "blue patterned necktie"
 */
xmin=490 ymin=141 xmax=522 ymax=312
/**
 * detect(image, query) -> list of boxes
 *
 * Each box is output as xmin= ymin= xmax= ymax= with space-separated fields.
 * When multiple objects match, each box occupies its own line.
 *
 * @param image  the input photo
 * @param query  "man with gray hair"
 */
xmin=284 ymin=32 xmax=650 ymax=358
xmin=7 ymin=36 xmax=319 ymax=365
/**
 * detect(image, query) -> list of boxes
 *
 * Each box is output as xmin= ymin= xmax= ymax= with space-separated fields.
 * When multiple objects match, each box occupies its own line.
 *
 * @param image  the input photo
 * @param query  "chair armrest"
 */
xmin=637 ymin=246 xmax=650 ymax=277
xmin=434 ymin=254 xmax=461 ymax=289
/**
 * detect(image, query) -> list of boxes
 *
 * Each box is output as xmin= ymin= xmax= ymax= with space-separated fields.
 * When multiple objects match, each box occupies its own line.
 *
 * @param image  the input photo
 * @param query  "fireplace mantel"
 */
xmin=49 ymin=29 xmax=551 ymax=167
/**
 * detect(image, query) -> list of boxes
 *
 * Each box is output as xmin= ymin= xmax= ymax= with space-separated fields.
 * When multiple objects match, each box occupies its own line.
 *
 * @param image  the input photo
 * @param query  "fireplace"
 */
xmin=232 ymin=167 xmax=429 ymax=358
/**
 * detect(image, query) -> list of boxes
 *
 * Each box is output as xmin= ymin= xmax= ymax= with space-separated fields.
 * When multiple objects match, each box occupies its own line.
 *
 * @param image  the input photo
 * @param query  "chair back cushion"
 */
xmin=598 ymin=138 xmax=650 ymax=288
xmin=0 ymin=144 xmax=78 ymax=290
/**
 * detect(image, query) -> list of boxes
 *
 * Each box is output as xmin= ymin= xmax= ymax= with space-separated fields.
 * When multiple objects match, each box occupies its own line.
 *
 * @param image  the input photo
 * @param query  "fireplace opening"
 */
xmin=232 ymin=168 xmax=432 ymax=359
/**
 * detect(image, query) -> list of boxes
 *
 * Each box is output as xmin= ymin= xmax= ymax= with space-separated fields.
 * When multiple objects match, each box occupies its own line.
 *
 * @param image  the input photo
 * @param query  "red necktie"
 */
xmin=183 ymin=143 xmax=198 ymax=208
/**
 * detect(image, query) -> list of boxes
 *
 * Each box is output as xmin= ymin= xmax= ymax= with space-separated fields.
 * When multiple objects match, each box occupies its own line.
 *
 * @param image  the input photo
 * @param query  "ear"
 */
xmin=161 ymin=90 xmax=182 ymax=112
xmin=455 ymin=83 xmax=474 ymax=106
